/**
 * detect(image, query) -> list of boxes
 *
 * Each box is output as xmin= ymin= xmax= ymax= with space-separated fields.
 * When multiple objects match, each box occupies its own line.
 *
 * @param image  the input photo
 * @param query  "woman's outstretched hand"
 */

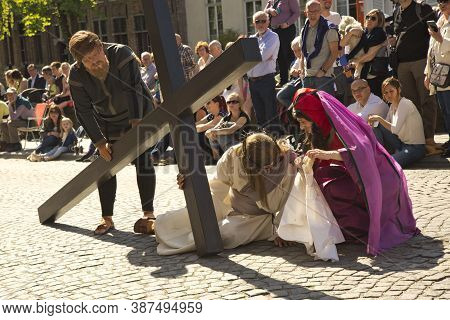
xmin=306 ymin=149 xmax=342 ymax=162
xmin=177 ymin=173 xmax=185 ymax=190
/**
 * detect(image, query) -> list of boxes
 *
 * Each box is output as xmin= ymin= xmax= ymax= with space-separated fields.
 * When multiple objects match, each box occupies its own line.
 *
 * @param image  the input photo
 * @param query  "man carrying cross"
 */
xmin=68 ymin=30 xmax=157 ymax=236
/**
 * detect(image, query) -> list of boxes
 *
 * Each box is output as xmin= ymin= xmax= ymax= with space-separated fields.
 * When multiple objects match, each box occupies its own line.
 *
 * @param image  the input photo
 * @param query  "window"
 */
xmin=18 ymin=23 xmax=27 ymax=63
xmin=93 ymin=19 xmax=108 ymax=42
xmin=34 ymin=35 xmax=43 ymax=64
xmin=245 ymin=0 xmax=262 ymax=35
xmin=113 ymin=17 xmax=128 ymax=45
xmin=78 ymin=17 xmax=87 ymax=31
xmin=336 ymin=0 xmax=358 ymax=19
xmin=207 ymin=0 xmax=223 ymax=40
xmin=134 ymin=15 xmax=150 ymax=54
xmin=336 ymin=0 xmax=348 ymax=16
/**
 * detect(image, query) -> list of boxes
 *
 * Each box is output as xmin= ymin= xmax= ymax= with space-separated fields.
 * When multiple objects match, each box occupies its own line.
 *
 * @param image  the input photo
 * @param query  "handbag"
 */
xmin=369 ymin=57 xmax=389 ymax=77
xmin=430 ymin=63 xmax=450 ymax=88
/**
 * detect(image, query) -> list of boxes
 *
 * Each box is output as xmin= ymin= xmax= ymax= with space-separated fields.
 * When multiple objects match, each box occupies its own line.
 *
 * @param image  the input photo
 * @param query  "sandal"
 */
xmin=94 ymin=218 xmax=115 ymax=235
xmin=133 ymin=217 xmax=155 ymax=235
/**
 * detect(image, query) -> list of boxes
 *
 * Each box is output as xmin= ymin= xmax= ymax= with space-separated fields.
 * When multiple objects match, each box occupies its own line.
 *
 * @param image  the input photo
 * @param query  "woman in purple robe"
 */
xmin=290 ymin=88 xmax=419 ymax=255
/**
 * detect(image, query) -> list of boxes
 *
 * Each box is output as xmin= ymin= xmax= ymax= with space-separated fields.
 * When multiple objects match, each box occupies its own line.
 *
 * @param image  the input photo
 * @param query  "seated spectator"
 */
xmin=28 ymin=105 xmax=62 ymax=160
xmin=277 ymin=36 xmax=304 ymax=107
xmin=0 ymin=99 xmax=9 ymax=151
xmin=51 ymin=62 xmax=71 ymax=104
xmin=4 ymin=70 xmax=14 ymax=89
xmin=196 ymin=95 xmax=227 ymax=161
xmin=61 ymin=62 xmax=71 ymax=79
xmin=209 ymin=40 xmax=223 ymax=58
xmin=141 ymin=51 xmax=157 ymax=90
xmin=0 ymin=81 xmax=5 ymax=97
xmin=206 ymin=93 xmax=251 ymax=153
xmin=196 ymin=41 xmax=214 ymax=72
xmin=27 ymin=64 xmax=46 ymax=89
xmin=10 ymin=69 xmax=28 ymax=93
xmin=42 ymin=66 xmax=58 ymax=99
xmin=368 ymin=77 xmax=426 ymax=168
xmin=33 ymin=117 xmax=77 ymax=162
xmin=50 ymin=62 xmax=77 ymax=128
xmin=0 ymin=88 xmax=35 ymax=152
xmin=348 ymin=79 xmax=388 ymax=121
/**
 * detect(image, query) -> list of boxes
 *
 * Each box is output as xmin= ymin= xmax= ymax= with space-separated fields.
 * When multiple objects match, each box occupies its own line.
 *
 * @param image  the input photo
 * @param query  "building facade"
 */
xmin=0 ymin=0 xmax=438 ymax=76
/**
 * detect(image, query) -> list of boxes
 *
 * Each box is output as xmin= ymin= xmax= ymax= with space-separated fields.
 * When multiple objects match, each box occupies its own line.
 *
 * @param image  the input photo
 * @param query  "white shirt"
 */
xmin=322 ymin=11 xmax=341 ymax=26
xmin=247 ymin=29 xmax=280 ymax=78
xmin=387 ymin=97 xmax=425 ymax=145
xmin=323 ymin=11 xmax=341 ymax=69
xmin=347 ymin=93 xmax=389 ymax=121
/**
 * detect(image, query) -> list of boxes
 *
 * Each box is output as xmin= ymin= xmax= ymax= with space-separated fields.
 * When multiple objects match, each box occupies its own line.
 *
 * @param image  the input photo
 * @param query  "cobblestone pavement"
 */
xmin=0 ymin=157 xmax=448 ymax=300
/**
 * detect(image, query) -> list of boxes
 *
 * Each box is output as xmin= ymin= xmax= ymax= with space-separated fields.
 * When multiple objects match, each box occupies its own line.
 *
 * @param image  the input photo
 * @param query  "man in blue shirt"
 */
xmin=247 ymin=11 xmax=280 ymax=132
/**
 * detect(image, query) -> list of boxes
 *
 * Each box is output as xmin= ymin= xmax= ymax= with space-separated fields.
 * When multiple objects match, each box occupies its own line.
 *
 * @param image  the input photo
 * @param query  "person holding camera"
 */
xmin=425 ymin=0 xmax=450 ymax=158
xmin=391 ymin=0 xmax=440 ymax=155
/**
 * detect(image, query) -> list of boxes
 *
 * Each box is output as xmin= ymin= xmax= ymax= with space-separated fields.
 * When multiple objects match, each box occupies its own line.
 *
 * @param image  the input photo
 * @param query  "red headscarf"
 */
xmin=293 ymin=88 xmax=343 ymax=150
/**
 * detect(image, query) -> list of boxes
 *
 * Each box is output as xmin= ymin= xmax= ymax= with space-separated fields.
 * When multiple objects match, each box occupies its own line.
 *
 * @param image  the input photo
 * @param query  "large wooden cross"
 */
xmin=38 ymin=0 xmax=261 ymax=256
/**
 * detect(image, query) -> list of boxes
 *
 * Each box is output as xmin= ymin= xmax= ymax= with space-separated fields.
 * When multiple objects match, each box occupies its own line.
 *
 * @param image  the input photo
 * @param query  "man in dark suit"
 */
xmin=27 ymin=64 xmax=46 ymax=89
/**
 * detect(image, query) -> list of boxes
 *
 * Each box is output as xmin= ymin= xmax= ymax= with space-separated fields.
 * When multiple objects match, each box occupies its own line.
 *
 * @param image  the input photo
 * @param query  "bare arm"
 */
xmin=196 ymin=115 xmax=223 ymax=132
xmin=214 ymin=117 xmax=247 ymax=135
xmin=322 ymin=41 xmax=339 ymax=72
xmin=306 ymin=149 xmax=343 ymax=161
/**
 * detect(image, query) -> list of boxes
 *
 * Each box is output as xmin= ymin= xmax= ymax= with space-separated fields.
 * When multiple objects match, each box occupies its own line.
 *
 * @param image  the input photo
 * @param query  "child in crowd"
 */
xmin=34 ymin=117 xmax=77 ymax=161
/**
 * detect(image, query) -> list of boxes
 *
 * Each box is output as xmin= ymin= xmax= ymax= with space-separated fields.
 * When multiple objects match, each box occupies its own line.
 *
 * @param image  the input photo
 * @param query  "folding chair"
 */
xmin=17 ymin=103 xmax=49 ymax=149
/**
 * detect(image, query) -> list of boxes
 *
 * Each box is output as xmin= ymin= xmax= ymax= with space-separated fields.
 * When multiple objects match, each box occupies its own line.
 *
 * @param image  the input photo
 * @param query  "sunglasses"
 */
xmin=365 ymin=15 xmax=377 ymax=21
xmin=437 ymin=0 xmax=448 ymax=4
xmin=226 ymin=100 xmax=239 ymax=105
xmin=351 ymin=86 xmax=368 ymax=93
xmin=255 ymin=20 xmax=267 ymax=24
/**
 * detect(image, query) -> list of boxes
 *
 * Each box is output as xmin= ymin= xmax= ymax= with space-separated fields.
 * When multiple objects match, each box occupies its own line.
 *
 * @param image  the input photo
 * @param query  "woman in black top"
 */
xmin=206 ymin=92 xmax=251 ymax=153
xmin=347 ymin=9 xmax=388 ymax=97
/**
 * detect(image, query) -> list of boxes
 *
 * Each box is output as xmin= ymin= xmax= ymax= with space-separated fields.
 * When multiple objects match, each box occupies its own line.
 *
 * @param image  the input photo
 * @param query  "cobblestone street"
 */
xmin=0 ymin=157 xmax=448 ymax=300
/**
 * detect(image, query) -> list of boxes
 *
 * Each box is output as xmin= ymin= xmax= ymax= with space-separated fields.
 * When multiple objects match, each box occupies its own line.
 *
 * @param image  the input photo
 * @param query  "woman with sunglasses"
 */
xmin=286 ymin=88 xmax=418 ymax=256
xmin=345 ymin=9 xmax=388 ymax=97
xmin=206 ymin=93 xmax=251 ymax=153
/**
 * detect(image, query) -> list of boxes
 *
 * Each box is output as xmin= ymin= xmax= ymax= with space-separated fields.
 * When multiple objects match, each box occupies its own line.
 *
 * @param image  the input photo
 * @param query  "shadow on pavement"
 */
xmin=49 ymin=222 xmax=444 ymax=299
xmin=48 ymin=222 xmax=338 ymax=299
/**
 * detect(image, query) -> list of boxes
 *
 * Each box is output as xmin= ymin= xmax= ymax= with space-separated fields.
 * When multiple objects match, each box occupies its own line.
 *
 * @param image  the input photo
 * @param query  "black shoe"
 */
xmin=6 ymin=143 xmax=22 ymax=152
xmin=440 ymin=149 xmax=450 ymax=158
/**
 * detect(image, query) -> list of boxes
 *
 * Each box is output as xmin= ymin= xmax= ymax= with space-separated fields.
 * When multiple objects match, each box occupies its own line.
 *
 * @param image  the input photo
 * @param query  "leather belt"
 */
xmin=249 ymin=73 xmax=275 ymax=82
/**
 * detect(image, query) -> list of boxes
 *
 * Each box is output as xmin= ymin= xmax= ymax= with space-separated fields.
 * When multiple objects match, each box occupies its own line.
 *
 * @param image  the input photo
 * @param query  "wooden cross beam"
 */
xmin=38 ymin=0 xmax=261 ymax=256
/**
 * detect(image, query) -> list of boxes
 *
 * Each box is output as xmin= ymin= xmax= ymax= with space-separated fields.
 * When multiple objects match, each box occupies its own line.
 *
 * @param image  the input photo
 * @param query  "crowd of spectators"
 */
xmin=0 ymin=0 xmax=449 ymax=166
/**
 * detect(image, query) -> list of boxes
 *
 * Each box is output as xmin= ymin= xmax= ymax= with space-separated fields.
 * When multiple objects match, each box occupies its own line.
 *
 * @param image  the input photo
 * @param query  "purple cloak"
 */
xmin=316 ymin=91 xmax=419 ymax=255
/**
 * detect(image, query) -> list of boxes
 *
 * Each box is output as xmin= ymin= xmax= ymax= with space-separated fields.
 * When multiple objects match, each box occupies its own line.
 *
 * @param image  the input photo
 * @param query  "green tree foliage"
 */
xmin=0 ymin=0 xmax=96 ymax=40
xmin=218 ymin=29 xmax=241 ymax=48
